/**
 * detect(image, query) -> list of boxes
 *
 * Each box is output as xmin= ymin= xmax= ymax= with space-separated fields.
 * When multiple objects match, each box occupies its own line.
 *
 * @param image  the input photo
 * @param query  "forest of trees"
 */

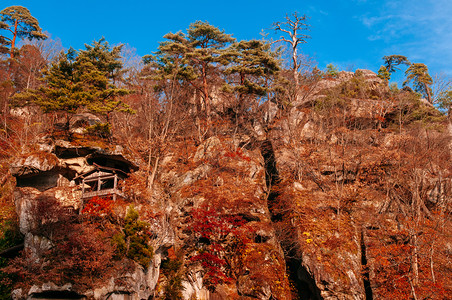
xmin=0 ymin=5 xmax=451 ymax=300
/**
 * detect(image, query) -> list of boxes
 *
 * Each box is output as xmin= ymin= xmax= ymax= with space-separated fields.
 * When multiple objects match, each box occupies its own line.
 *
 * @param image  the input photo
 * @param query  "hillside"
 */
xmin=0 ymin=13 xmax=451 ymax=300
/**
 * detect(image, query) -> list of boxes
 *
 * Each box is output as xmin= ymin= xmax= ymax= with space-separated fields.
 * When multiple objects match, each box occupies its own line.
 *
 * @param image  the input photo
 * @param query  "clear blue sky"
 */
xmin=2 ymin=0 xmax=452 ymax=81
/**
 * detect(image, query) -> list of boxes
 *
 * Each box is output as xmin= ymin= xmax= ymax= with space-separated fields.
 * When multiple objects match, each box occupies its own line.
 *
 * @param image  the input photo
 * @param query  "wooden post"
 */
xmin=113 ymin=174 xmax=118 ymax=201
xmin=81 ymin=177 xmax=85 ymax=214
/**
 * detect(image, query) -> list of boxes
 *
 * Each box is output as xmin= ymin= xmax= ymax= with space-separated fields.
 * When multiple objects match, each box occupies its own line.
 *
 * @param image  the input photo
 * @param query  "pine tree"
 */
xmin=146 ymin=21 xmax=235 ymax=118
xmin=79 ymin=37 xmax=124 ymax=83
xmin=0 ymin=6 xmax=47 ymax=58
xmin=223 ymin=40 xmax=280 ymax=114
xmin=12 ymin=48 xmax=82 ymax=130
xmin=377 ymin=66 xmax=390 ymax=81
xmin=0 ymin=21 xmax=9 ymax=55
xmin=13 ymin=39 xmax=132 ymax=133
xmin=382 ymin=55 xmax=411 ymax=79
xmin=326 ymin=63 xmax=339 ymax=78
xmin=403 ymin=63 xmax=433 ymax=104
xmin=75 ymin=39 xmax=131 ymax=121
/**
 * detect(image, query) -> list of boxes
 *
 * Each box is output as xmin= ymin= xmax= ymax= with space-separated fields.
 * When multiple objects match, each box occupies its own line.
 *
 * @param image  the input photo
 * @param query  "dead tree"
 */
xmin=272 ymin=12 xmax=310 ymax=92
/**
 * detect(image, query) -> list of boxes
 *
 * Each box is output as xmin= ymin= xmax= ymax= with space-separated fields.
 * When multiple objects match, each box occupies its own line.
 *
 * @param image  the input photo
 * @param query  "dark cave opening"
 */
xmin=360 ymin=229 xmax=373 ymax=300
xmin=29 ymin=291 xmax=86 ymax=299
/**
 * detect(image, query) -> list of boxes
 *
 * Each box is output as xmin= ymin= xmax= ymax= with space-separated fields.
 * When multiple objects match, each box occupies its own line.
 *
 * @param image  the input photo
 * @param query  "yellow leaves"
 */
xmin=303 ymin=232 xmax=313 ymax=244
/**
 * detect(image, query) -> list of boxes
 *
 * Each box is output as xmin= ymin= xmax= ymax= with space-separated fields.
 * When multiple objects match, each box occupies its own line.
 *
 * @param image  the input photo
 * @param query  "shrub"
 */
xmin=325 ymin=63 xmax=339 ymax=78
xmin=4 ymin=222 xmax=115 ymax=290
xmin=161 ymin=253 xmax=185 ymax=300
xmin=82 ymin=196 xmax=113 ymax=218
xmin=113 ymin=206 xmax=153 ymax=267
xmin=0 ymin=220 xmax=22 ymax=300
xmin=389 ymin=83 xmax=399 ymax=93
xmin=84 ymin=122 xmax=111 ymax=138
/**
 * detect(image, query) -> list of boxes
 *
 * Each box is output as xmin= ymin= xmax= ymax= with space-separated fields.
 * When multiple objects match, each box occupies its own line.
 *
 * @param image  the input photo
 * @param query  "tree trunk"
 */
xmin=425 ymin=83 xmax=432 ymax=104
xmin=10 ymin=19 xmax=18 ymax=58
xmin=411 ymin=232 xmax=419 ymax=286
xmin=148 ymin=156 xmax=160 ymax=190
xmin=430 ymin=242 xmax=436 ymax=283
xmin=145 ymin=90 xmax=155 ymax=189
xmin=202 ymin=64 xmax=210 ymax=120
xmin=146 ymin=120 xmax=153 ymax=188
xmin=292 ymin=36 xmax=299 ymax=102
xmin=409 ymin=277 xmax=418 ymax=300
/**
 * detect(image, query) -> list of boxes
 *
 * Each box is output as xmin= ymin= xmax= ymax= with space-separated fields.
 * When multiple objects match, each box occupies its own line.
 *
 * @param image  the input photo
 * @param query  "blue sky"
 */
xmin=2 ymin=0 xmax=451 ymax=82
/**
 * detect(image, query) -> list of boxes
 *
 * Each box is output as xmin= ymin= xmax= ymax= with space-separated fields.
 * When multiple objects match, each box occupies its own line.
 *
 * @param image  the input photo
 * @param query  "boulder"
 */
xmin=69 ymin=113 xmax=102 ymax=134
xmin=10 ymin=153 xmax=60 ymax=177
xmin=14 ymin=187 xmax=41 ymax=234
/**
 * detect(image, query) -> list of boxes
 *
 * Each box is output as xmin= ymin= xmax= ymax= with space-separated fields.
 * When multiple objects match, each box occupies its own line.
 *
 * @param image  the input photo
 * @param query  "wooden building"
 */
xmin=75 ymin=163 xmax=127 ymax=201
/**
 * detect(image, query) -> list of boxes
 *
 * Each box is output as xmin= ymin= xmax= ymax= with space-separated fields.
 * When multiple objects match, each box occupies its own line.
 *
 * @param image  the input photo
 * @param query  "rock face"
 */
xmin=158 ymin=137 xmax=292 ymax=299
xmin=8 ymin=70 xmax=452 ymax=299
xmin=264 ymin=71 xmax=452 ymax=299
xmin=10 ymin=134 xmax=291 ymax=299
xmin=70 ymin=113 xmax=102 ymax=134
xmin=10 ymin=140 xmax=153 ymax=300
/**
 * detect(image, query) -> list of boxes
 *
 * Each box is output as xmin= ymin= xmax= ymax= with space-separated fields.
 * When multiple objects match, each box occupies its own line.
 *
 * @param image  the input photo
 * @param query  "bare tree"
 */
xmin=432 ymin=73 xmax=452 ymax=116
xmin=20 ymin=32 xmax=63 ymax=63
xmin=272 ymin=12 xmax=310 ymax=91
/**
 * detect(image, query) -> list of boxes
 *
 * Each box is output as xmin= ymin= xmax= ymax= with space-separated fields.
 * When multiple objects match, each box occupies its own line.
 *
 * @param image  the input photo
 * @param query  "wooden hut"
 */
xmin=75 ymin=163 xmax=127 ymax=201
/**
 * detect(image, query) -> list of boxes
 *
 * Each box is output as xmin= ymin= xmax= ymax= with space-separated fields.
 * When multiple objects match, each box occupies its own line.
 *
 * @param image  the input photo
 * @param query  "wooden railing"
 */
xmin=81 ymin=188 xmax=124 ymax=200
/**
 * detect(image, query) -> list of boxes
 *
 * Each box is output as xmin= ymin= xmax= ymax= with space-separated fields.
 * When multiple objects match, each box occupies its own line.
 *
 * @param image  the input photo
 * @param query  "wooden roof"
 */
xmin=74 ymin=163 xmax=128 ymax=181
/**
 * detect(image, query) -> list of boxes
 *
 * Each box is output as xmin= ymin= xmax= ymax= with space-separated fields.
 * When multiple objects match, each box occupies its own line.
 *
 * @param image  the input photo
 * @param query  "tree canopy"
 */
xmin=223 ymin=40 xmax=280 ymax=97
xmin=403 ymin=63 xmax=433 ymax=103
xmin=145 ymin=21 xmax=235 ymax=118
xmin=382 ymin=55 xmax=411 ymax=79
xmin=0 ymin=6 xmax=47 ymax=58
xmin=377 ymin=66 xmax=390 ymax=81
xmin=13 ymin=39 xmax=132 ymax=131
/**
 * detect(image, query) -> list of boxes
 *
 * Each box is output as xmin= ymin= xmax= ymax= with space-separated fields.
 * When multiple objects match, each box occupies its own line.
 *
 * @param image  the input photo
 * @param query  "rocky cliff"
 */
xmin=1 ymin=70 xmax=451 ymax=300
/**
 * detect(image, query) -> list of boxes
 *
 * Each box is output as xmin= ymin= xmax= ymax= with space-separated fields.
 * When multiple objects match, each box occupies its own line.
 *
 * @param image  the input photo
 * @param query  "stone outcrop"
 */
xmin=158 ymin=137 xmax=291 ymax=300
xmin=7 ymin=69 xmax=451 ymax=299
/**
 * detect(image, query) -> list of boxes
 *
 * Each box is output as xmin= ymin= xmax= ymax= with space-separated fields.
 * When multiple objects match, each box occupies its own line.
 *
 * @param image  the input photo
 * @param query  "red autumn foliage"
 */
xmin=82 ymin=196 xmax=113 ymax=217
xmin=5 ymin=204 xmax=116 ymax=290
xmin=189 ymin=207 xmax=248 ymax=290
xmin=368 ymin=219 xmax=452 ymax=299
xmin=223 ymin=148 xmax=251 ymax=162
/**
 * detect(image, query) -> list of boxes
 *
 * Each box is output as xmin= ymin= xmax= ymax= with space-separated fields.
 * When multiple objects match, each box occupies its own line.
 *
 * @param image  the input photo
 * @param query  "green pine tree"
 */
xmin=0 ymin=6 xmax=47 ymax=58
xmin=403 ymin=63 xmax=433 ymax=103
xmin=12 ymin=48 xmax=83 ymax=130
xmin=122 ymin=206 xmax=153 ymax=267
xmin=75 ymin=39 xmax=132 ymax=122
xmin=377 ymin=65 xmax=390 ymax=81
xmin=224 ymin=40 xmax=280 ymax=96
xmin=145 ymin=21 xmax=235 ymax=118
xmin=79 ymin=37 xmax=124 ymax=82
xmin=223 ymin=39 xmax=280 ymax=115
xmin=326 ymin=63 xmax=339 ymax=78
xmin=13 ymin=39 xmax=132 ymax=134
xmin=0 ymin=21 xmax=9 ymax=55
xmin=382 ymin=55 xmax=411 ymax=79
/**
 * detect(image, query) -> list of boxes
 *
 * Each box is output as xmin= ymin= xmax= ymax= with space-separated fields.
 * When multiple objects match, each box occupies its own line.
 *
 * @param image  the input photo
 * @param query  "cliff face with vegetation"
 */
xmin=0 ymin=11 xmax=451 ymax=300
xmin=1 ymin=68 xmax=451 ymax=300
